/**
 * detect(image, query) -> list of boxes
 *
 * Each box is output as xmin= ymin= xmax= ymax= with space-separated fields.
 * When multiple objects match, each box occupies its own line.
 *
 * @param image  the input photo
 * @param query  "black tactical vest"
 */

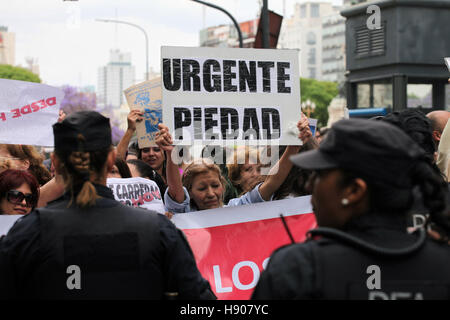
xmin=307 ymin=228 xmax=450 ymax=300
xmin=27 ymin=198 xmax=163 ymax=299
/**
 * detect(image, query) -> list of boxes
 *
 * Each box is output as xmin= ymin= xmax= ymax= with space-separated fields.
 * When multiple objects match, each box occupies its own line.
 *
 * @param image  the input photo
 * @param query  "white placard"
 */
xmin=0 ymin=215 xmax=21 ymax=236
xmin=106 ymin=177 xmax=165 ymax=214
xmin=161 ymin=46 xmax=301 ymax=145
xmin=0 ymin=79 xmax=64 ymax=146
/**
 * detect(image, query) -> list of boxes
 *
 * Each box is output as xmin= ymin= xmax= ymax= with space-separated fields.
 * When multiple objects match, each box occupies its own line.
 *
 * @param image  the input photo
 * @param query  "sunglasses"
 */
xmin=6 ymin=190 xmax=36 ymax=207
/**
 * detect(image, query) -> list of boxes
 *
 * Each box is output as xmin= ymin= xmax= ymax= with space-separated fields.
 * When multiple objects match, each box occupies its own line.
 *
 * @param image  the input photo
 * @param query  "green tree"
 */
xmin=0 ymin=64 xmax=41 ymax=83
xmin=300 ymin=78 xmax=339 ymax=127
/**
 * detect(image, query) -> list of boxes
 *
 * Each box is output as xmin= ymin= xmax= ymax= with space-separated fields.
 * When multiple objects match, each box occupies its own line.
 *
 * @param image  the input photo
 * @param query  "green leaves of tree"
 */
xmin=0 ymin=64 xmax=41 ymax=83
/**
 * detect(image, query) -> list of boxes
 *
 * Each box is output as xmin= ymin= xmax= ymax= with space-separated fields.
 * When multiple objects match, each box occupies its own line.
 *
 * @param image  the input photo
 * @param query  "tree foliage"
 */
xmin=0 ymin=64 xmax=41 ymax=83
xmin=300 ymin=78 xmax=339 ymax=128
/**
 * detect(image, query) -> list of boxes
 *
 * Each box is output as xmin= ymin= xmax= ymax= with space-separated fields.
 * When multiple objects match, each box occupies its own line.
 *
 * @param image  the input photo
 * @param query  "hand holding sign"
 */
xmin=127 ymin=109 xmax=144 ymax=132
xmin=297 ymin=112 xmax=313 ymax=143
xmin=155 ymin=123 xmax=174 ymax=152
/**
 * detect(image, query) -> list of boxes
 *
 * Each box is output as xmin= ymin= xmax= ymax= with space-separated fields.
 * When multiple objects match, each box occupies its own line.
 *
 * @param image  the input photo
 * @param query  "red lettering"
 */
xmin=46 ymin=97 xmax=56 ymax=106
xmin=31 ymin=102 xmax=40 ymax=112
xmin=143 ymin=192 xmax=154 ymax=202
xmin=11 ymin=108 xmax=21 ymax=118
xmin=0 ymin=112 xmax=6 ymax=122
xmin=20 ymin=105 xmax=32 ymax=115
xmin=131 ymin=196 xmax=144 ymax=207
xmin=39 ymin=99 xmax=47 ymax=109
xmin=151 ymin=190 xmax=161 ymax=200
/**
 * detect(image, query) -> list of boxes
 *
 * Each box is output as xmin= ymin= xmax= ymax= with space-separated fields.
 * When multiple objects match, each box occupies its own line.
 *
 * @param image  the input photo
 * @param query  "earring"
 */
xmin=341 ymin=198 xmax=349 ymax=206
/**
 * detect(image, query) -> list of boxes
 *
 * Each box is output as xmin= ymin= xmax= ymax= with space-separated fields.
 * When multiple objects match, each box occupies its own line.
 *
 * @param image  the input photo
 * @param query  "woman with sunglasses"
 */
xmin=0 ymin=169 xmax=39 ymax=215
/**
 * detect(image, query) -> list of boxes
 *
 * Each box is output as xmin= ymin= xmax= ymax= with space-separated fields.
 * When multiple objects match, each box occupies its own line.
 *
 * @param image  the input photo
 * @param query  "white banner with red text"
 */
xmin=0 ymin=79 xmax=64 ymax=146
xmin=172 ymin=195 xmax=316 ymax=300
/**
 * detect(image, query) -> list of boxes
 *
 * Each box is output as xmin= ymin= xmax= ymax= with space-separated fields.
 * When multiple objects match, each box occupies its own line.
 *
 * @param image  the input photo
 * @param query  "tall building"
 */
xmin=321 ymin=12 xmax=346 ymax=82
xmin=97 ymin=49 xmax=135 ymax=109
xmin=199 ymin=19 xmax=259 ymax=48
xmin=24 ymin=57 xmax=40 ymax=76
xmin=0 ymin=26 xmax=15 ymax=65
xmin=278 ymin=2 xmax=338 ymax=80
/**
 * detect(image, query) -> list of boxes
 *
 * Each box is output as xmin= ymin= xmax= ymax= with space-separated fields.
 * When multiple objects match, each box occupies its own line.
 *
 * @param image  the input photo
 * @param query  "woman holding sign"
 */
xmin=155 ymin=114 xmax=311 ymax=213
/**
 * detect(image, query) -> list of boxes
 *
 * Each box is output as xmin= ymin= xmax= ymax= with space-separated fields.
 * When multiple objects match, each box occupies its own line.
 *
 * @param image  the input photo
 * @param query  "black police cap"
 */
xmin=53 ymin=111 xmax=112 ymax=153
xmin=290 ymin=118 xmax=427 ymax=188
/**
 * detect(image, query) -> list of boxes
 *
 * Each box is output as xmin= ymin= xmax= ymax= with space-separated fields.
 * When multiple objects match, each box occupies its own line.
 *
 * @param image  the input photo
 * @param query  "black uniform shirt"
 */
xmin=0 ymin=184 xmax=215 ymax=300
xmin=252 ymin=214 xmax=450 ymax=300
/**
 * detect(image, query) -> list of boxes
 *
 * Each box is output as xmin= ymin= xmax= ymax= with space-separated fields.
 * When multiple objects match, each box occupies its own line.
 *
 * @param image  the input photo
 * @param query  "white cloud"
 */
xmin=1 ymin=0 xmax=342 ymax=88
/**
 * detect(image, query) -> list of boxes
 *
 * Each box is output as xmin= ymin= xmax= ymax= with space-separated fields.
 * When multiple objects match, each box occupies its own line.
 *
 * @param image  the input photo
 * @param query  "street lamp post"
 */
xmin=191 ymin=0 xmax=243 ymax=48
xmin=96 ymin=18 xmax=149 ymax=81
xmin=301 ymin=99 xmax=316 ymax=118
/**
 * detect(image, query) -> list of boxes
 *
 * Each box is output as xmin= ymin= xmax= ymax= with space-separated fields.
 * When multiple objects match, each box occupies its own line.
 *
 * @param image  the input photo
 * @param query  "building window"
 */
xmin=308 ymin=47 xmax=316 ymax=64
xmin=309 ymin=67 xmax=316 ymax=79
xmin=357 ymin=83 xmax=370 ymax=108
xmin=300 ymin=5 xmax=306 ymax=18
xmin=357 ymin=80 xmax=393 ymax=109
xmin=311 ymin=4 xmax=320 ymax=18
xmin=407 ymin=84 xmax=432 ymax=109
xmin=306 ymin=32 xmax=316 ymax=45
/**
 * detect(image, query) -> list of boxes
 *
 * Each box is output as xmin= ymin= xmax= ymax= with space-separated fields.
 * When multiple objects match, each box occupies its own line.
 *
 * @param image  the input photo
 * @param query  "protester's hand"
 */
xmin=297 ymin=112 xmax=312 ymax=143
xmin=165 ymin=211 xmax=174 ymax=220
xmin=58 ymin=109 xmax=66 ymax=122
xmin=155 ymin=123 xmax=174 ymax=152
xmin=127 ymin=109 xmax=144 ymax=132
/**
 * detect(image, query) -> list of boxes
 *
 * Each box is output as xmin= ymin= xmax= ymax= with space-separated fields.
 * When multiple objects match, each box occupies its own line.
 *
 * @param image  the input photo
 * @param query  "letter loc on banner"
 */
xmin=172 ymin=196 xmax=317 ymax=300
xmin=161 ymin=46 xmax=301 ymax=146
xmin=0 ymin=79 xmax=64 ymax=146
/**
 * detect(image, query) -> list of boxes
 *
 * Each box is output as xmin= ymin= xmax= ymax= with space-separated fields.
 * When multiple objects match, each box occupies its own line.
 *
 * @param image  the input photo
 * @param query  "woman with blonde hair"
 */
xmin=155 ymin=113 xmax=311 ymax=213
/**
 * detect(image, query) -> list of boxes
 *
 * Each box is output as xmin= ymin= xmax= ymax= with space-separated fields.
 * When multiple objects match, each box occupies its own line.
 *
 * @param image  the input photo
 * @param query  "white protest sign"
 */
xmin=123 ymin=78 xmax=162 ymax=148
xmin=0 ymin=79 xmax=64 ymax=146
xmin=161 ymin=46 xmax=301 ymax=145
xmin=106 ymin=177 xmax=165 ymax=214
xmin=0 ymin=215 xmax=21 ymax=236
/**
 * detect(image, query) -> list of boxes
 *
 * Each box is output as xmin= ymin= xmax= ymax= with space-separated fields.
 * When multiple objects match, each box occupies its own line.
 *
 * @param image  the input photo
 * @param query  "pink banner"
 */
xmin=172 ymin=196 xmax=316 ymax=300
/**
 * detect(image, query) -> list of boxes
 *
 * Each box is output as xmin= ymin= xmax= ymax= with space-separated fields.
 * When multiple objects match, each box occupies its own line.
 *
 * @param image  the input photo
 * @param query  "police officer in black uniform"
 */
xmin=252 ymin=119 xmax=450 ymax=300
xmin=0 ymin=111 xmax=216 ymax=299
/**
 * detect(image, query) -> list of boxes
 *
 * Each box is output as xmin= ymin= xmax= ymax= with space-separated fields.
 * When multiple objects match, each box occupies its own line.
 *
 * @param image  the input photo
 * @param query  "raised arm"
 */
xmin=116 ymin=109 xmax=143 ymax=160
xmin=258 ymin=113 xmax=311 ymax=201
xmin=155 ymin=123 xmax=185 ymax=203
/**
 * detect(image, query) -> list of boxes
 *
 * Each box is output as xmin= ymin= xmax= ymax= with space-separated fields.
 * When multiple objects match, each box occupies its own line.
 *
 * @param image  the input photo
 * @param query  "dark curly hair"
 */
xmin=377 ymin=110 xmax=435 ymax=163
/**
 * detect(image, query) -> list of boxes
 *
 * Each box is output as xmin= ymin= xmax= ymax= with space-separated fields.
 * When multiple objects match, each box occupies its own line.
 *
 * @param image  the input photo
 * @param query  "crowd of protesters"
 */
xmin=0 ymin=105 xmax=449 ymax=299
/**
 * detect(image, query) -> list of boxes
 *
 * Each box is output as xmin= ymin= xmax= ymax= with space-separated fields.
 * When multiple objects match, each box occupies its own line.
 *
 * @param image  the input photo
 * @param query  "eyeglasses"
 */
xmin=6 ymin=190 xmax=36 ymax=207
